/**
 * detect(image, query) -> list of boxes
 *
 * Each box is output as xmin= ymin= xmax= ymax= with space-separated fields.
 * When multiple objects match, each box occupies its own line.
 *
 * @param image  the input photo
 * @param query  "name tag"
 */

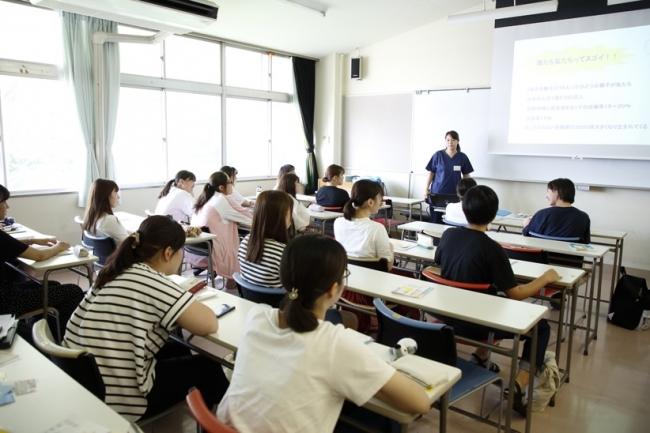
xmin=454 ymin=165 xmax=461 ymax=171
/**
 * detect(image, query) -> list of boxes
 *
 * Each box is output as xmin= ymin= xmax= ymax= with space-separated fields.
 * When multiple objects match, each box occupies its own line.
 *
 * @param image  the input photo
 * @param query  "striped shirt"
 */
xmin=63 ymin=263 xmax=194 ymax=421
xmin=237 ymin=235 xmax=285 ymax=288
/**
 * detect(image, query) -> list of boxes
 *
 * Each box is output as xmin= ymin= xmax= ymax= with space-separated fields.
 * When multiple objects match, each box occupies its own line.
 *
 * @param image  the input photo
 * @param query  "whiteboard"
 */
xmin=411 ymin=89 xmax=650 ymax=189
xmin=342 ymin=93 xmax=412 ymax=172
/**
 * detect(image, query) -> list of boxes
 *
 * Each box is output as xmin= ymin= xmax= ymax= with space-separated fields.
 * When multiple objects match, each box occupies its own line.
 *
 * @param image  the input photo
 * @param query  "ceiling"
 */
xmin=200 ymin=0 xmax=490 ymax=59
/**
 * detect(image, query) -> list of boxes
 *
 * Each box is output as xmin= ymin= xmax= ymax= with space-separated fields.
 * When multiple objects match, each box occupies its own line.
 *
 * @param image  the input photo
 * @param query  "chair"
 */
xmin=374 ymin=198 xmax=404 ymax=235
xmin=442 ymin=216 xmax=467 ymax=227
xmin=186 ymin=387 xmax=237 ymax=433
xmin=233 ymin=272 xmax=285 ymax=308
xmin=339 ymin=257 xmax=389 ymax=314
xmin=373 ymin=299 xmax=503 ymax=431
xmin=144 ymin=209 xmax=155 ymax=217
xmin=74 ymin=215 xmax=84 ymax=227
xmin=32 ymin=318 xmax=106 ymax=400
xmin=528 ymin=231 xmax=586 ymax=268
xmin=81 ymin=231 xmax=117 ymax=272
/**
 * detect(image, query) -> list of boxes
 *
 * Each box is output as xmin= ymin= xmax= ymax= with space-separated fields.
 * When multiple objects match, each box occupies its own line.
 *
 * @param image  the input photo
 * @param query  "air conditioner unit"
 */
xmin=30 ymin=0 xmax=218 ymax=34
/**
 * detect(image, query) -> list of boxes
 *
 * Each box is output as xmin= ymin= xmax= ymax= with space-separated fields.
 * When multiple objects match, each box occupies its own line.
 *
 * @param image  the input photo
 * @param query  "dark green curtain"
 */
xmin=292 ymin=57 xmax=319 ymax=194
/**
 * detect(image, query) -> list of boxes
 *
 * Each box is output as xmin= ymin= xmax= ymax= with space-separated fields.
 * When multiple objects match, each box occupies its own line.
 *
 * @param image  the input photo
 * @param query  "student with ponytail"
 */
xmin=334 ymin=179 xmax=393 ymax=270
xmin=83 ymin=178 xmax=129 ymax=245
xmin=316 ymin=164 xmax=349 ymax=208
xmin=64 ymin=216 xmax=229 ymax=422
xmin=186 ymin=171 xmax=252 ymax=289
xmin=276 ymin=173 xmax=310 ymax=232
xmin=218 ymin=234 xmax=429 ymax=432
xmin=154 ymin=170 xmax=196 ymax=222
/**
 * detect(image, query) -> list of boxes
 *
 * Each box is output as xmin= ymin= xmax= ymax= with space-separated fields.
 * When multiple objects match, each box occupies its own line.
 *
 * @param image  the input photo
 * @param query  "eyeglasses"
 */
xmin=341 ymin=269 xmax=351 ymax=287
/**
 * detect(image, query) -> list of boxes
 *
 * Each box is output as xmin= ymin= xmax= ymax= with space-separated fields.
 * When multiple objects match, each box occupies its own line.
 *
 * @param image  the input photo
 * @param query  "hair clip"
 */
xmin=130 ymin=231 xmax=140 ymax=248
xmin=289 ymin=288 xmax=299 ymax=300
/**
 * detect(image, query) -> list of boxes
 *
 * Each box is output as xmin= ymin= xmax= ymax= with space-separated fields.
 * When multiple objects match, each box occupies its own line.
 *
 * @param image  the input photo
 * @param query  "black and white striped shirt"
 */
xmin=237 ymin=235 xmax=285 ymax=288
xmin=63 ymin=263 xmax=194 ymax=421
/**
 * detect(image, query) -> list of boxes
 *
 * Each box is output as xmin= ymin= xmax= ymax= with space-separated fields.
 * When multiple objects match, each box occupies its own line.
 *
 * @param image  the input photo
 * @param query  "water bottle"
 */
xmin=256 ymin=186 xmax=262 ymax=198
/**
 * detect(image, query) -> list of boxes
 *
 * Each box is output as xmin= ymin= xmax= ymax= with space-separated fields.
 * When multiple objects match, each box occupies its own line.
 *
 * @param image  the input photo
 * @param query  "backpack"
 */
xmin=607 ymin=267 xmax=650 ymax=330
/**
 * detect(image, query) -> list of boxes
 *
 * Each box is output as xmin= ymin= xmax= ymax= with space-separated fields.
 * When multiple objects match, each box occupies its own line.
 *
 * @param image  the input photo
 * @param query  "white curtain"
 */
xmin=60 ymin=12 xmax=120 ymax=207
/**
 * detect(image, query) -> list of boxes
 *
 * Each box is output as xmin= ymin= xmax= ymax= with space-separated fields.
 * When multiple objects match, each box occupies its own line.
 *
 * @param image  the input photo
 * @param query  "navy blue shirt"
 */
xmin=1 ymin=230 xmax=28 ymax=281
xmin=434 ymin=227 xmax=518 ymax=296
xmin=522 ymin=206 xmax=591 ymax=244
xmin=316 ymin=186 xmax=350 ymax=208
xmin=425 ymin=150 xmax=474 ymax=195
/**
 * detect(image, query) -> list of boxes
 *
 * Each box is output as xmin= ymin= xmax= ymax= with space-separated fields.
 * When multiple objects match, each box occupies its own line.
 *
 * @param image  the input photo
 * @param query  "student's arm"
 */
xmin=102 ymin=215 xmax=130 ymax=244
xmin=424 ymin=171 xmax=434 ymax=198
xmin=374 ymin=371 xmax=430 ymax=415
xmin=374 ymin=226 xmax=394 ymax=271
xmin=19 ymin=241 xmax=71 ymax=262
xmin=522 ymin=216 xmax=532 ymax=228
xmin=220 ymin=196 xmax=252 ymax=226
xmin=504 ymin=269 xmax=560 ymax=301
xmin=175 ymin=301 xmax=218 ymax=335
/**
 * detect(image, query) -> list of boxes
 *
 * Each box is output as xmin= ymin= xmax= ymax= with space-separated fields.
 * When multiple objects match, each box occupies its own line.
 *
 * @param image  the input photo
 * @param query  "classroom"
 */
xmin=1 ymin=0 xmax=650 ymax=432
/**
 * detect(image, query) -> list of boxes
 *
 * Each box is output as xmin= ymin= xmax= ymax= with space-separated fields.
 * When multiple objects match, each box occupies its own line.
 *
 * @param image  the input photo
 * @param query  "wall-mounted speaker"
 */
xmin=351 ymin=57 xmax=362 ymax=80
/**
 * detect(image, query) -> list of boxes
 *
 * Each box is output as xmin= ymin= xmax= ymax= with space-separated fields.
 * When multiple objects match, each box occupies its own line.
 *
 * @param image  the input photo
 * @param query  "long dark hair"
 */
xmin=445 ymin=130 xmax=461 ymax=152
xmin=0 ymin=184 xmax=9 ymax=202
xmin=277 ymin=173 xmax=299 ymax=198
xmin=343 ymin=179 xmax=383 ymax=221
xmin=83 ymin=179 xmax=119 ymax=234
xmin=246 ymin=191 xmax=293 ymax=264
xmin=94 ymin=215 xmax=185 ymax=289
xmin=278 ymin=164 xmax=295 ymax=179
xmin=194 ymin=171 xmax=230 ymax=213
xmin=158 ymin=170 xmax=196 ymax=199
xmin=322 ymin=164 xmax=344 ymax=183
xmin=280 ymin=234 xmax=347 ymax=333
xmin=220 ymin=166 xmax=238 ymax=183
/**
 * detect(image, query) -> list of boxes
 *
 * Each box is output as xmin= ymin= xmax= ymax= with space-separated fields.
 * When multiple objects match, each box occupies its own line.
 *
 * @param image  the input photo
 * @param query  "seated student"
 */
xmin=522 ymin=178 xmax=591 ymax=243
xmin=434 ymin=185 xmax=560 ymax=416
xmin=220 ymin=166 xmax=254 ymax=208
xmin=238 ymin=190 xmax=293 ymax=288
xmin=82 ymin=179 xmax=129 ymax=245
xmin=272 ymin=164 xmax=295 ymax=190
xmin=0 ymin=184 xmax=84 ymax=335
xmin=64 ymin=216 xmax=229 ymax=422
xmin=154 ymin=170 xmax=196 ymax=222
xmin=277 ymin=173 xmax=310 ymax=233
xmin=316 ymin=164 xmax=350 ymax=208
xmin=187 ymin=171 xmax=252 ymax=289
xmin=217 ymin=234 xmax=430 ymax=432
xmin=444 ymin=177 xmax=477 ymax=225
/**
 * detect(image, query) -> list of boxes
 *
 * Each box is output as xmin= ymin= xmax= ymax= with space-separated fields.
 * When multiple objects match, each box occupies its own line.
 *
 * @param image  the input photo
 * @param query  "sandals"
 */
xmin=470 ymin=353 xmax=501 ymax=373
xmin=503 ymin=381 xmax=528 ymax=417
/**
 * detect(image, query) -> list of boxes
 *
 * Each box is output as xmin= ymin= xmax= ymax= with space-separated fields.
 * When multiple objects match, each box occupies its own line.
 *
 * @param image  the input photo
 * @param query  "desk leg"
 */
xmin=504 ymin=336 xmax=520 ymax=433
xmin=525 ymin=325 xmax=538 ymax=433
xmin=566 ymin=280 xmax=578 ymax=383
xmin=583 ymin=258 xmax=598 ymax=356
xmin=207 ymin=242 xmax=215 ymax=288
xmin=439 ymin=391 xmax=449 ymax=433
xmin=593 ymin=258 xmax=604 ymax=340
xmin=609 ymin=241 xmax=619 ymax=302
xmin=41 ymin=270 xmax=62 ymax=342
xmin=555 ymin=287 xmax=566 ymax=374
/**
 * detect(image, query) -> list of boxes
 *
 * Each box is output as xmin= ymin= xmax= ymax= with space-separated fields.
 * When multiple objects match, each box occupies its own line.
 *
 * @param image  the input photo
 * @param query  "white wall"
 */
xmin=314 ymin=16 xmax=650 ymax=270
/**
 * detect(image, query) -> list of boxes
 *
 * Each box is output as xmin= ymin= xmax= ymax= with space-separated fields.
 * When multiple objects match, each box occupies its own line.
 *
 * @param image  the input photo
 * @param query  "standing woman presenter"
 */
xmin=424 ymin=130 xmax=474 ymax=223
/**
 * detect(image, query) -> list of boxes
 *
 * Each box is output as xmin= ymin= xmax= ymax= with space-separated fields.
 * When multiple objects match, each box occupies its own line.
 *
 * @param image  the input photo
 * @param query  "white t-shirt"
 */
xmin=154 ymin=186 xmax=195 ymax=222
xmin=291 ymin=196 xmax=310 ymax=231
xmin=333 ymin=217 xmax=392 ymax=262
xmin=229 ymin=188 xmax=247 ymax=206
xmin=95 ymin=214 xmax=129 ymax=245
xmin=64 ymin=263 xmax=194 ymax=421
xmin=207 ymin=193 xmax=252 ymax=225
xmin=217 ymin=306 xmax=395 ymax=433
xmin=444 ymin=202 xmax=468 ymax=225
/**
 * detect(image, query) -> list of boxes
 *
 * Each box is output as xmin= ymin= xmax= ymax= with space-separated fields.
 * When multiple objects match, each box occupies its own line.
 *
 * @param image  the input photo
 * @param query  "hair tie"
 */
xmin=289 ymin=288 xmax=299 ymax=300
xmin=130 ymin=231 xmax=140 ymax=249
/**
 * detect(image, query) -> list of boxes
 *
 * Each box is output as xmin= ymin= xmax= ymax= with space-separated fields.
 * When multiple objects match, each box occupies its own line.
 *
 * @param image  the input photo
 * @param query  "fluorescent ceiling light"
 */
xmin=447 ymin=1 xmax=558 ymax=25
xmin=273 ymin=0 xmax=328 ymax=17
xmin=607 ymin=0 xmax=642 ymax=5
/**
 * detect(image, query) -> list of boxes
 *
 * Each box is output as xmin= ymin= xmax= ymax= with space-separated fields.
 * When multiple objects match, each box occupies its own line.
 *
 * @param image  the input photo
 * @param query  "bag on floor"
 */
xmin=530 ymin=351 xmax=560 ymax=412
xmin=607 ymin=267 xmax=650 ymax=330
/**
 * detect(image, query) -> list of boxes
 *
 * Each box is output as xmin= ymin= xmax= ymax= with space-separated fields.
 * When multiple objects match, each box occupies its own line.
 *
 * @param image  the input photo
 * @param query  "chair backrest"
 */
xmin=32 ymin=319 xmax=106 ymax=400
xmin=81 ymin=231 xmax=117 ymax=267
xmin=322 ymin=206 xmax=343 ymax=212
xmin=373 ymin=298 xmax=457 ymax=366
xmin=184 ymin=226 xmax=212 ymax=257
xmin=347 ymin=256 xmax=389 ymax=273
xmin=144 ymin=209 xmax=155 ymax=217
xmin=232 ymin=272 xmax=286 ymax=308
xmin=186 ymin=387 xmax=238 ymax=433
xmin=500 ymin=243 xmax=549 ymax=264
xmin=74 ymin=215 xmax=84 ymax=226
xmin=422 ymin=270 xmax=491 ymax=292
xmin=528 ymin=231 xmax=580 ymax=242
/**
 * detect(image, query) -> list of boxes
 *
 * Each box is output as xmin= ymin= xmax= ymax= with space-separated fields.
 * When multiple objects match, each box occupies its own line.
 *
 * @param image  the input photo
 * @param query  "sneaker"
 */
xmin=470 ymin=353 xmax=501 ymax=373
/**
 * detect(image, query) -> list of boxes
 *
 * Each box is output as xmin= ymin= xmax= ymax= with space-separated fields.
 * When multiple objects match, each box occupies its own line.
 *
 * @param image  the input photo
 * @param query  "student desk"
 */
xmin=346 ymin=264 xmax=548 ymax=433
xmin=389 ymin=240 xmax=436 ymax=276
xmin=115 ymin=211 xmax=219 ymax=286
xmin=295 ymin=193 xmax=317 ymax=204
xmin=165 ymin=276 xmax=460 ymax=433
xmin=0 ymin=335 xmax=136 ymax=433
xmin=384 ymin=197 xmax=425 ymax=222
xmin=8 ymin=226 xmax=98 ymax=324
xmin=493 ymin=215 xmax=627 ymax=303
xmin=307 ymin=209 xmax=343 ymax=232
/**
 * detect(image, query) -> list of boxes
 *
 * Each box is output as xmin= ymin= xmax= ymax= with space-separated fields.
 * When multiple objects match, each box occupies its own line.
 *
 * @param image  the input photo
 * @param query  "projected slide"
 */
xmin=508 ymin=25 xmax=650 ymax=145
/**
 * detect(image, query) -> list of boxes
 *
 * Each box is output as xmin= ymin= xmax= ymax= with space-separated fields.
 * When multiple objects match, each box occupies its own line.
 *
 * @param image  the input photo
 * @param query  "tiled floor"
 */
xmin=57 ymin=265 xmax=650 ymax=432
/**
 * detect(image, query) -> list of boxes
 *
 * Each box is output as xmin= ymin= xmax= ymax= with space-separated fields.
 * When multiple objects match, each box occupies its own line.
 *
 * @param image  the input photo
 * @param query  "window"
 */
xmin=226 ymin=46 xmax=269 ymax=91
xmin=226 ymin=98 xmax=269 ymax=175
xmin=165 ymin=36 xmax=220 ymax=84
xmin=118 ymin=25 xmax=162 ymax=77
